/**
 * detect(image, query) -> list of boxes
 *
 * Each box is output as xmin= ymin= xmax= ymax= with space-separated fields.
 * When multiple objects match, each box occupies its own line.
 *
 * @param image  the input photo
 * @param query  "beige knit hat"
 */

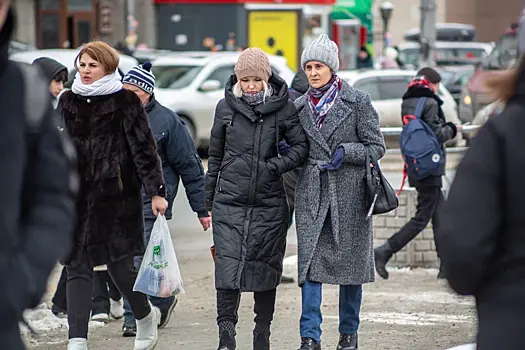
xmin=234 ymin=48 xmax=272 ymax=82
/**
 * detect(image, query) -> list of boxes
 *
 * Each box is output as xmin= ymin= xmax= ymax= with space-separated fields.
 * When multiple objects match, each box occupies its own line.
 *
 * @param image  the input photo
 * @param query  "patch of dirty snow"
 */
xmin=388 ymin=267 xmax=439 ymax=275
xmin=365 ymin=291 xmax=474 ymax=306
xmin=326 ymin=312 xmax=475 ymax=326
xmin=20 ymin=303 xmax=105 ymax=335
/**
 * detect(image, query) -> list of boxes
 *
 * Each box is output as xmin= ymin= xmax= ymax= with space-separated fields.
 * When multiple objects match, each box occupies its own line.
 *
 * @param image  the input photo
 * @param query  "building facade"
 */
xmin=445 ymin=0 xmax=522 ymax=42
xmin=10 ymin=0 xmax=156 ymax=50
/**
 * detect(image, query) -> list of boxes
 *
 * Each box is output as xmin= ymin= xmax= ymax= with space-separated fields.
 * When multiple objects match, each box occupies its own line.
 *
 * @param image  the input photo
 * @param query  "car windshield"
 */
xmin=481 ymin=34 xmax=517 ymax=70
xmin=399 ymin=48 xmax=488 ymax=67
xmin=152 ymin=65 xmax=202 ymax=89
xmin=439 ymin=70 xmax=456 ymax=85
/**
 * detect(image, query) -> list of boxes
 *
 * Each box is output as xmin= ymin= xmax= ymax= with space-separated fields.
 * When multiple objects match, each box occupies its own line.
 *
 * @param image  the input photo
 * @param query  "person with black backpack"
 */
xmin=374 ymin=67 xmax=459 ymax=280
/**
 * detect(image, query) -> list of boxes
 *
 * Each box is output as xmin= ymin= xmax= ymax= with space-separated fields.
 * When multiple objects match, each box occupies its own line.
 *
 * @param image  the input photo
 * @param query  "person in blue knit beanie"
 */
xmin=120 ymin=61 xmax=211 ymax=336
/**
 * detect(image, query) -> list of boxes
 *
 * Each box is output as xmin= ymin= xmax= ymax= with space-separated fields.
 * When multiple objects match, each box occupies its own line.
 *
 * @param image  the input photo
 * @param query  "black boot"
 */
xmin=374 ymin=241 xmax=394 ymax=280
xmin=299 ymin=337 xmax=321 ymax=350
xmin=217 ymin=321 xmax=236 ymax=350
xmin=253 ymin=323 xmax=270 ymax=350
xmin=337 ymin=333 xmax=358 ymax=350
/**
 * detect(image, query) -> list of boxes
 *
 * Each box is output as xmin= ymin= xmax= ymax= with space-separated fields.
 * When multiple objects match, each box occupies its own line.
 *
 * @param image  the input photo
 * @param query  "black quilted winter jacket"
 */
xmin=205 ymin=73 xmax=308 ymax=292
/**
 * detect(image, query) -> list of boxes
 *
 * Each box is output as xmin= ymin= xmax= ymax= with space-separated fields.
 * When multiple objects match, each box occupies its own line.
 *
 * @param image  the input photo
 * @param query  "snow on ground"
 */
xmin=365 ymin=290 xmax=474 ymax=306
xmin=20 ymin=303 xmax=105 ymax=335
xmin=358 ymin=311 xmax=475 ymax=326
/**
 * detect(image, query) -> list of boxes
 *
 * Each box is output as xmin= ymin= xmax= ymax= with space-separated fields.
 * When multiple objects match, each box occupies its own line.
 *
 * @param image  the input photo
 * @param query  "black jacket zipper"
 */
xmin=216 ymin=157 xmax=236 ymax=192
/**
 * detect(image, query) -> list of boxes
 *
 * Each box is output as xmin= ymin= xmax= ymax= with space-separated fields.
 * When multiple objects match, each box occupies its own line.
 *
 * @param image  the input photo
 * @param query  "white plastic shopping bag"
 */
xmin=133 ymin=214 xmax=184 ymax=297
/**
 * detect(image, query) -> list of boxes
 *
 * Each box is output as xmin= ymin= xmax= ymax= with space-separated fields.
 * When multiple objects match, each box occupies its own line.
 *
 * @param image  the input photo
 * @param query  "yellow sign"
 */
xmin=248 ymin=11 xmax=299 ymax=71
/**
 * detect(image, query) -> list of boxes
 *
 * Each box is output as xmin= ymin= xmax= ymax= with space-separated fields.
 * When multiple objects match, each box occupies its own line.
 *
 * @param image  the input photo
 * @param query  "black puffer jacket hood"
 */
xmin=224 ymin=73 xmax=290 ymax=117
xmin=32 ymin=57 xmax=68 ymax=84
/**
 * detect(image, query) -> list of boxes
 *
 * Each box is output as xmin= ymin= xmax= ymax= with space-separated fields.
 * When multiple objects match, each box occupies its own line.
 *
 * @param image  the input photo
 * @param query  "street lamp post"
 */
xmin=380 ymin=1 xmax=394 ymax=52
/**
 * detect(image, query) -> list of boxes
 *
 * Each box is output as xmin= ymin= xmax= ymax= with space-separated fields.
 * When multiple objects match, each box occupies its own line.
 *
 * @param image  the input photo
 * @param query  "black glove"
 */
xmin=446 ymin=122 xmax=458 ymax=138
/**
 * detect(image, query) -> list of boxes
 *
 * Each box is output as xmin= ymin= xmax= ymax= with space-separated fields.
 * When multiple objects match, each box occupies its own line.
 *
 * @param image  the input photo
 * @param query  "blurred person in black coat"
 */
xmin=0 ymin=3 xmax=77 ymax=348
xmin=438 ymin=20 xmax=525 ymax=349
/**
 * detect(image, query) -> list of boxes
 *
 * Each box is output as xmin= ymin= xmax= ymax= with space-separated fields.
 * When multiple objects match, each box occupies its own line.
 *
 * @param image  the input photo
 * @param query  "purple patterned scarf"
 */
xmin=307 ymin=75 xmax=341 ymax=129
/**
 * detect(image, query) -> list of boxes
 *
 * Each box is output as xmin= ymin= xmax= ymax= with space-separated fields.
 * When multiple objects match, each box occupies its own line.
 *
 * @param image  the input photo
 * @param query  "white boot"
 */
xmin=110 ymin=298 xmax=125 ymax=319
xmin=134 ymin=304 xmax=161 ymax=350
xmin=68 ymin=338 xmax=88 ymax=350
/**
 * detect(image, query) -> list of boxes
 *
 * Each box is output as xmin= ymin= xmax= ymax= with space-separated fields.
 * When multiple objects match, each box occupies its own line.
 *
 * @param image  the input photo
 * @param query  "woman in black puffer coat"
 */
xmin=205 ymin=48 xmax=308 ymax=350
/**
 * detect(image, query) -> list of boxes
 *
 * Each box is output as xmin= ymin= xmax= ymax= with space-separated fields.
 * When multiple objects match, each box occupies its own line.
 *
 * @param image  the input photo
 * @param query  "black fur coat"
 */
xmin=61 ymin=89 xmax=165 ymax=267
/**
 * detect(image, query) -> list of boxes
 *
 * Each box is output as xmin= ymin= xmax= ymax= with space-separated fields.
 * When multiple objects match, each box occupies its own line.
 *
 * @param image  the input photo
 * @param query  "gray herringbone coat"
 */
xmin=294 ymin=80 xmax=386 ymax=286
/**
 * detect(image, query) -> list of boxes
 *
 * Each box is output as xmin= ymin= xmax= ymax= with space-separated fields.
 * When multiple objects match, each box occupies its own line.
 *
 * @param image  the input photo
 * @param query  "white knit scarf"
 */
xmin=71 ymin=70 xmax=123 ymax=96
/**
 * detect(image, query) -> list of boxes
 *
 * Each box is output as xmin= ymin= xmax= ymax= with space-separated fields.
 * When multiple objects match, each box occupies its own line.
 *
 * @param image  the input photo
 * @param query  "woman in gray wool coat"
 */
xmin=294 ymin=34 xmax=386 ymax=350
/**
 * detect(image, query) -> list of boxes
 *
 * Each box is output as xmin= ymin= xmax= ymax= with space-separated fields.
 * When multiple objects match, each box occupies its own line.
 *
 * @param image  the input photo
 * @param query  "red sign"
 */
xmin=155 ymin=0 xmax=335 ymax=4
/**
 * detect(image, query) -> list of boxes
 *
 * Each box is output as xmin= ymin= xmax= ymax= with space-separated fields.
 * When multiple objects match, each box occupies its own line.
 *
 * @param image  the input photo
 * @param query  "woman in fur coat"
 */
xmin=60 ymin=41 xmax=168 ymax=350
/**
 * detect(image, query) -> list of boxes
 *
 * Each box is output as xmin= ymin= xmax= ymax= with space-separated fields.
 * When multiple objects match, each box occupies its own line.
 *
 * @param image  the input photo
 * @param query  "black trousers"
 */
xmin=217 ymin=289 xmax=277 ymax=326
xmin=52 ymin=267 xmax=122 ymax=315
xmin=66 ymin=256 xmax=150 ymax=339
xmin=388 ymin=186 xmax=445 ymax=254
xmin=52 ymin=267 xmax=68 ymax=311
xmin=92 ymin=271 xmax=122 ymax=315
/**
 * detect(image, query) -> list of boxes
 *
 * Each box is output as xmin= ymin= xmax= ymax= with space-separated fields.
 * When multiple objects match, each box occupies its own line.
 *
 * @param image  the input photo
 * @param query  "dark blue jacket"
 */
xmin=143 ymin=97 xmax=207 ymax=220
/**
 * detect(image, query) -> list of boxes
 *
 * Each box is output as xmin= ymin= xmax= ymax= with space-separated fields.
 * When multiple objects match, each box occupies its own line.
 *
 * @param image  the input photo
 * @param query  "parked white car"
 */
xmin=151 ymin=52 xmax=295 ymax=150
xmin=338 ymin=69 xmax=463 ymax=145
xmin=10 ymin=49 xmax=138 ymax=80
xmin=397 ymin=41 xmax=493 ymax=67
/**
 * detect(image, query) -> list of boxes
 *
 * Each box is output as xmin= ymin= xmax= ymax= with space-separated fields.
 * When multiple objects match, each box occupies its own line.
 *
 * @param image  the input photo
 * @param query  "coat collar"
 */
xmin=224 ymin=73 xmax=290 ymax=122
xmin=145 ymin=95 xmax=157 ymax=113
xmin=296 ymin=80 xmax=356 ymax=155
xmin=60 ymin=89 xmax=125 ymax=115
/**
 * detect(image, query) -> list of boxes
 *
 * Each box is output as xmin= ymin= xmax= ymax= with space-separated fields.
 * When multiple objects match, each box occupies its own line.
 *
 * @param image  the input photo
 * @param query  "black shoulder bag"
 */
xmin=365 ymin=149 xmax=399 ymax=219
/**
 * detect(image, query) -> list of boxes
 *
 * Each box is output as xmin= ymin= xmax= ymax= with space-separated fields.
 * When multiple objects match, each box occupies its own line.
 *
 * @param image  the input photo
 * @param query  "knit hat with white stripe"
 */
xmin=123 ymin=61 xmax=155 ymax=94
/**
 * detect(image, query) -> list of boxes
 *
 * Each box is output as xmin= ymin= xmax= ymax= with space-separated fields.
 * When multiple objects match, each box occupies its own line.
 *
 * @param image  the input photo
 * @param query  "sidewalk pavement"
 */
xmin=27 ymin=236 xmax=476 ymax=350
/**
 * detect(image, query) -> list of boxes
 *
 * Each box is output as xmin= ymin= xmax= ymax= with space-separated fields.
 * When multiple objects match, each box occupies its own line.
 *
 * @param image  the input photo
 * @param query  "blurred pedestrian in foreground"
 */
xmin=205 ymin=47 xmax=308 ymax=350
xmin=0 ymin=3 xmax=77 ymax=349
xmin=374 ymin=68 xmax=458 ymax=280
xmin=60 ymin=40 xmax=168 ymax=350
xmin=121 ymin=61 xmax=211 ymax=336
xmin=438 ymin=23 xmax=525 ymax=350
xmin=294 ymin=34 xmax=385 ymax=350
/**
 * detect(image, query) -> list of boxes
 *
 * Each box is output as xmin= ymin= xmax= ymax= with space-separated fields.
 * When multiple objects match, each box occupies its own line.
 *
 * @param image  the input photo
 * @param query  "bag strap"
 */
xmin=414 ymin=97 xmax=427 ymax=119
xmin=365 ymin=148 xmax=373 ymax=177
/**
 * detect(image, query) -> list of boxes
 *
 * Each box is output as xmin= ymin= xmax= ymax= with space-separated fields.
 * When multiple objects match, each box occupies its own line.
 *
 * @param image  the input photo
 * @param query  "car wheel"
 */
xmin=178 ymin=115 xmax=197 ymax=144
